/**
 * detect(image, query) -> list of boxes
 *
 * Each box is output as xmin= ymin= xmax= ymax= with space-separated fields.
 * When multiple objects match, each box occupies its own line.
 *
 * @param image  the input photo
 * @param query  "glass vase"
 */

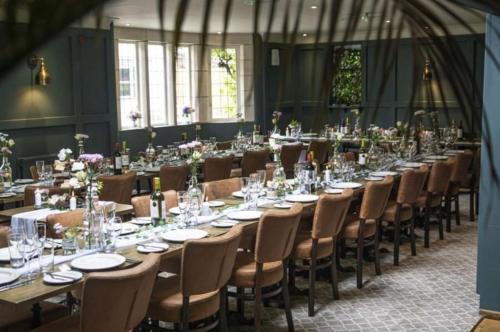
xmin=187 ymin=176 xmax=203 ymax=226
xmin=0 ymin=155 xmax=12 ymax=188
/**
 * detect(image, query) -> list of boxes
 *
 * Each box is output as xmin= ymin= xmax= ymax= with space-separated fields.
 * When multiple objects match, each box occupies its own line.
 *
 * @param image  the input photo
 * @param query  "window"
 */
xmin=147 ymin=44 xmax=168 ymax=126
xmin=175 ymin=46 xmax=193 ymax=124
xmin=118 ymin=42 xmax=141 ymax=129
xmin=210 ymin=48 xmax=238 ymax=120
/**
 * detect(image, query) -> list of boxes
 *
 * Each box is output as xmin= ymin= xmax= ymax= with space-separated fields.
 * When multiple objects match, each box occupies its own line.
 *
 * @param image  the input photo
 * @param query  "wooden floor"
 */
xmin=472 ymin=317 xmax=500 ymax=332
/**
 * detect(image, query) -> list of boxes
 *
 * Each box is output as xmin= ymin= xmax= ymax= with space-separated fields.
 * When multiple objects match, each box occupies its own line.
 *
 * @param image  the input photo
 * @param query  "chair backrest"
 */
xmin=159 ymin=163 xmax=190 ymax=191
xmin=46 ymin=209 xmax=85 ymax=238
xmin=203 ymin=177 xmax=241 ymax=201
xmin=29 ymin=165 xmax=39 ymax=181
xmin=472 ymin=148 xmax=481 ymax=177
xmin=450 ymin=150 xmax=474 ymax=183
xmin=24 ymin=186 xmax=71 ymax=206
xmin=280 ymin=143 xmax=303 ymax=178
xmin=241 ymin=149 xmax=270 ymax=177
xmin=99 ymin=171 xmax=136 ymax=204
xmin=340 ymin=152 xmax=356 ymax=162
xmin=308 ymin=139 xmax=329 ymax=165
xmin=396 ymin=165 xmax=429 ymax=204
xmin=181 ymin=226 xmax=242 ymax=296
xmin=0 ymin=226 xmax=8 ymax=247
xmin=312 ymin=189 xmax=353 ymax=239
xmin=359 ymin=176 xmax=394 ymax=220
xmin=216 ymin=141 xmax=233 ymax=151
xmin=131 ymin=190 xmax=178 ymax=218
xmin=427 ymin=160 xmax=454 ymax=194
xmin=203 ymin=155 xmax=234 ymax=182
xmin=255 ymin=203 xmax=303 ymax=263
xmin=80 ymin=254 xmax=160 ymax=332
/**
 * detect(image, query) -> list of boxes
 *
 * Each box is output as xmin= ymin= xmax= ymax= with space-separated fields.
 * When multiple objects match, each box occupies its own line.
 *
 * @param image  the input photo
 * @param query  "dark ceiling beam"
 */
xmin=449 ymin=0 xmax=500 ymax=14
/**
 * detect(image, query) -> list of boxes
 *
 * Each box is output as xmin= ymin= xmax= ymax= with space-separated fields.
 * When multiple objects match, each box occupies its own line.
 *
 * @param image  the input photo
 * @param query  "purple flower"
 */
xmin=79 ymin=153 xmax=104 ymax=164
xmin=182 ymin=106 xmax=194 ymax=116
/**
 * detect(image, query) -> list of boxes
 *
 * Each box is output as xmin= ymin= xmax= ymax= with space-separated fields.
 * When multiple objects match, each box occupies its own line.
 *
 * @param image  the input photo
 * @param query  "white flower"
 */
xmin=48 ymin=195 xmax=61 ymax=206
xmin=69 ymin=177 xmax=80 ymax=188
xmin=72 ymin=161 xmax=85 ymax=172
xmin=192 ymin=151 xmax=202 ymax=161
xmin=414 ymin=110 xmax=426 ymax=117
xmin=8 ymin=139 xmax=15 ymax=147
xmin=76 ymin=171 xmax=87 ymax=184
xmin=58 ymin=148 xmax=72 ymax=161
xmin=396 ymin=121 xmax=402 ymax=127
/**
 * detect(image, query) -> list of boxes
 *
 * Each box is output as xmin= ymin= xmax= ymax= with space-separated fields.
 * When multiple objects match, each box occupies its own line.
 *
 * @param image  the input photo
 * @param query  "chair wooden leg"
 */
xmin=470 ymin=189 xmax=475 ymax=221
xmin=282 ymin=260 xmax=295 ymax=332
xmin=219 ymin=287 xmax=228 ymax=332
xmin=330 ymin=252 xmax=339 ymax=300
xmin=445 ymin=196 xmax=452 ymax=232
xmin=374 ymin=220 xmax=381 ymax=276
xmin=254 ymin=265 xmax=263 ymax=332
xmin=455 ymin=195 xmax=460 ymax=226
xmin=424 ymin=207 xmax=430 ymax=248
xmin=356 ymin=236 xmax=364 ymax=288
xmin=236 ymin=287 xmax=244 ymax=319
xmin=393 ymin=220 xmax=401 ymax=266
xmin=288 ymin=259 xmax=296 ymax=289
xmin=410 ymin=212 xmax=417 ymax=256
xmin=437 ymin=207 xmax=444 ymax=240
xmin=308 ymin=242 xmax=318 ymax=317
xmin=475 ymin=190 xmax=479 ymax=216
xmin=181 ymin=296 xmax=189 ymax=332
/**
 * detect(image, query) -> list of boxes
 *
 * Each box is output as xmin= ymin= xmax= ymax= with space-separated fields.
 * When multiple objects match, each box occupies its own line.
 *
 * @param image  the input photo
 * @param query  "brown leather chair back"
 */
xmin=29 ymin=165 xmax=39 ymax=181
xmin=451 ymin=150 xmax=473 ymax=183
xmin=80 ymin=254 xmax=160 ymax=332
xmin=203 ymin=155 xmax=234 ymax=182
xmin=241 ymin=149 xmax=269 ymax=177
xmin=396 ymin=166 xmax=429 ymax=204
xmin=427 ymin=160 xmax=454 ymax=194
xmin=359 ymin=176 xmax=394 ymax=220
xmin=340 ymin=152 xmax=356 ymax=162
xmin=216 ymin=141 xmax=232 ymax=151
xmin=255 ymin=203 xmax=303 ymax=264
xmin=160 ymin=164 xmax=189 ymax=191
xmin=99 ymin=171 xmax=136 ymax=204
xmin=203 ymin=177 xmax=241 ymax=201
xmin=312 ymin=189 xmax=353 ymax=239
xmin=46 ymin=209 xmax=85 ymax=238
xmin=0 ymin=226 xmax=8 ymax=247
xmin=181 ymin=226 xmax=242 ymax=296
xmin=280 ymin=143 xmax=303 ymax=178
xmin=308 ymin=139 xmax=329 ymax=165
xmin=131 ymin=190 xmax=178 ymax=218
xmin=24 ymin=186 xmax=71 ymax=206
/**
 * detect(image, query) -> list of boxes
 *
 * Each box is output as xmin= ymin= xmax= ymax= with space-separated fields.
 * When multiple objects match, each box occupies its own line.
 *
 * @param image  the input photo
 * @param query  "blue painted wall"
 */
xmin=477 ymin=14 xmax=500 ymax=312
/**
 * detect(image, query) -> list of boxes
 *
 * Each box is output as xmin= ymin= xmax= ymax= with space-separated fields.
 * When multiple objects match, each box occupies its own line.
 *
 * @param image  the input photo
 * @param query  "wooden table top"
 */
xmin=0 ymin=203 xmax=134 ymax=220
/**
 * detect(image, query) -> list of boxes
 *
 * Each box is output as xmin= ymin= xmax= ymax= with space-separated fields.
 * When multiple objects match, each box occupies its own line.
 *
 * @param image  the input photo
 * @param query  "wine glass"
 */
xmin=42 ymin=165 xmax=54 ymax=185
xmin=17 ymin=224 xmax=38 ymax=279
xmin=35 ymin=161 xmax=44 ymax=180
xmin=257 ymin=169 xmax=267 ymax=190
xmin=240 ymin=177 xmax=250 ymax=205
xmin=105 ymin=216 xmax=122 ymax=252
xmin=177 ymin=191 xmax=188 ymax=227
xmin=248 ymin=173 xmax=261 ymax=210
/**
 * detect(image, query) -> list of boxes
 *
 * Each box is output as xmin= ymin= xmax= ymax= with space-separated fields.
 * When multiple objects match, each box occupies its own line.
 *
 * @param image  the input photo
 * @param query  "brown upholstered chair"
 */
xmin=216 ymin=140 xmax=233 ymax=151
xmin=46 ymin=209 xmax=85 ymax=239
xmin=99 ymin=171 xmax=136 ymax=204
xmin=24 ymin=186 xmax=71 ymax=206
xmin=231 ymin=149 xmax=270 ymax=178
xmin=343 ymin=176 xmax=394 ymax=289
xmin=416 ymin=160 xmax=454 ymax=248
xmin=340 ymin=151 xmax=356 ymax=162
xmin=0 ymin=226 xmax=8 ymax=248
xmin=203 ymin=177 xmax=241 ymax=201
xmin=203 ymin=155 xmax=234 ymax=182
xmin=445 ymin=150 xmax=473 ymax=231
xmin=382 ymin=166 xmax=428 ymax=265
xmin=308 ymin=139 xmax=329 ymax=166
xmin=228 ymin=204 xmax=303 ymax=332
xmin=131 ymin=190 xmax=178 ymax=218
xmin=460 ymin=148 xmax=481 ymax=221
xmin=290 ymin=190 xmax=353 ymax=316
xmin=33 ymin=254 xmax=160 ymax=332
xmin=30 ymin=165 xmax=40 ymax=181
xmin=147 ymin=226 xmax=242 ymax=331
xmin=159 ymin=164 xmax=190 ymax=192
xmin=281 ymin=143 xmax=303 ymax=179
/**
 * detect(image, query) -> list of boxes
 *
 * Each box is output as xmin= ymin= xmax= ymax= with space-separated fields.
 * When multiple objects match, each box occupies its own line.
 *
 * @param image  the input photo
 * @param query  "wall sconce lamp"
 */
xmin=422 ymin=58 xmax=433 ymax=81
xmin=27 ymin=55 xmax=51 ymax=86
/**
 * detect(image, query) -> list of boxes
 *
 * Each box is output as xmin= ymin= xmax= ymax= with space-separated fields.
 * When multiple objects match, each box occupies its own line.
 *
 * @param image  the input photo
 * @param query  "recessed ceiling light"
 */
xmin=310 ymin=5 xmax=318 ymax=9
xmin=302 ymin=33 xmax=308 ymax=37
xmin=125 ymin=23 xmax=130 ymax=27
xmin=385 ymin=20 xmax=391 ymax=23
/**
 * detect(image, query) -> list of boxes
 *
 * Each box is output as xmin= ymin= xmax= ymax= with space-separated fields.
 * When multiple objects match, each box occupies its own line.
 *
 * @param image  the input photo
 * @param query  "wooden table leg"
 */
xmin=31 ymin=303 xmax=42 ymax=328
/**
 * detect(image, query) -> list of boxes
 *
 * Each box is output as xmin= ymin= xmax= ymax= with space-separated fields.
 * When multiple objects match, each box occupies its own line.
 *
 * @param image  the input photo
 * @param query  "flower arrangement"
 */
xmin=182 ymin=106 xmax=195 ymax=119
xmin=369 ymin=126 xmax=384 ymax=145
xmin=0 ymin=133 xmax=15 ymax=156
xmin=396 ymin=121 xmax=409 ymax=137
xmin=146 ymin=127 xmax=157 ymax=144
xmin=74 ymin=133 xmax=89 ymax=155
xmin=288 ymin=119 xmax=301 ymax=129
xmin=351 ymin=109 xmax=361 ymax=130
xmin=48 ymin=193 xmax=82 ymax=210
xmin=272 ymin=110 xmax=282 ymax=133
xmin=190 ymin=150 xmax=202 ymax=178
xmin=54 ymin=222 xmax=82 ymax=239
xmin=179 ymin=140 xmax=202 ymax=150
xmin=57 ymin=148 xmax=73 ymax=162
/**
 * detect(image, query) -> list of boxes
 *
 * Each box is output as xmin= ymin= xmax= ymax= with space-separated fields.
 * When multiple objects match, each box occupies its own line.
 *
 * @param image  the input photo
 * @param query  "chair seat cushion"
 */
xmin=228 ymin=251 xmax=283 ymax=288
xmin=31 ymin=314 xmax=79 ymax=332
xmin=460 ymin=174 xmax=473 ymax=189
xmin=230 ymin=168 xmax=242 ymax=178
xmin=416 ymin=193 xmax=441 ymax=208
xmin=343 ymin=218 xmax=377 ymax=239
xmin=148 ymin=275 xmax=220 ymax=323
xmin=2 ymin=301 xmax=67 ymax=332
xmin=382 ymin=201 xmax=413 ymax=222
xmin=293 ymin=232 xmax=333 ymax=259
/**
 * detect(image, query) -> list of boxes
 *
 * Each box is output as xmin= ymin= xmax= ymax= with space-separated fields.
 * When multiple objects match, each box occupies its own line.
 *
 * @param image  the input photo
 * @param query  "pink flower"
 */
xmin=79 ymin=153 xmax=104 ymax=164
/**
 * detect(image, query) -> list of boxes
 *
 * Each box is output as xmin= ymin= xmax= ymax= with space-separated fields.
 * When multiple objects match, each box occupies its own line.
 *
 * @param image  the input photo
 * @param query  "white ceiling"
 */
xmin=95 ymin=0 xmax=485 ymax=35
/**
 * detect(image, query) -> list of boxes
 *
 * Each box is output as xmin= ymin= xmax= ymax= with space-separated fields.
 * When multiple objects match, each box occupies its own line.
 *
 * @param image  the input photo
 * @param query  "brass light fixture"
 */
xmin=422 ymin=58 xmax=433 ymax=81
xmin=27 ymin=55 xmax=51 ymax=86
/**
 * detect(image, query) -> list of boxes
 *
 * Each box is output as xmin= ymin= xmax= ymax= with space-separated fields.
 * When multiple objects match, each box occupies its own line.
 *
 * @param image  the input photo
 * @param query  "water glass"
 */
xmin=7 ymin=231 xmax=24 ymax=268
xmin=105 ymin=216 xmax=122 ymax=252
xmin=40 ymin=244 xmax=54 ymax=274
xmin=240 ymin=177 xmax=250 ymax=204
xmin=177 ymin=191 xmax=188 ymax=226
xmin=17 ymin=232 xmax=38 ymax=279
xmin=35 ymin=160 xmax=44 ymax=179
xmin=248 ymin=173 xmax=261 ymax=210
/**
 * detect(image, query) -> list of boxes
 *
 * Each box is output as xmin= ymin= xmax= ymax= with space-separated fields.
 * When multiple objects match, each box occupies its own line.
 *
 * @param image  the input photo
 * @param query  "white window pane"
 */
xmin=118 ymin=42 xmax=141 ymax=129
xmin=210 ymin=48 xmax=238 ymax=120
xmin=148 ymin=44 xmax=167 ymax=126
xmin=176 ymin=46 xmax=192 ymax=124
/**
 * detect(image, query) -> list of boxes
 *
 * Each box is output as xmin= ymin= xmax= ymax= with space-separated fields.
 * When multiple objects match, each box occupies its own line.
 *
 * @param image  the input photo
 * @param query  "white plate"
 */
xmin=285 ymin=194 xmax=320 ymax=203
xmin=119 ymin=223 xmax=139 ymax=235
xmin=71 ymin=253 xmax=126 ymax=271
xmin=211 ymin=221 xmax=239 ymax=228
xmin=365 ymin=176 xmax=384 ymax=181
xmin=14 ymin=179 xmax=34 ymax=184
xmin=137 ymin=242 xmax=169 ymax=253
xmin=402 ymin=162 xmax=424 ymax=168
xmin=130 ymin=217 xmax=152 ymax=225
xmin=145 ymin=167 xmax=161 ymax=173
xmin=422 ymin=160 xmax=436 ymax=164
xmin=370 ymin=171 xmax=398 ymax=177
xmin=331 ymin=182 xmax=363 ymax=189
xmin=396 ymin=167 xmax=413 ymax=172
xmin=0 ymin=247 xmax=10 ymax=262
xmin=324 ymin=188 xmax=343 ymax=194
xmin=161 ymin=229 xmax=208 ymax=242
xmin=0 ymin=268 xmax=20 ymax=286
xmin=447 ymin=149 xmax=464 ymax=154
xmin=0 ymin=192 xmax=17 ymax=198
xmin=43 ymin=271 xmax=83 ymax=285
xmin=274 ymin=202 xmax=293 ymax=209
xmin=169 ymin=207 xmax=181 ymax=215
xmin=425 ymin=155 xmax=448 ymax=160
xmin=227 ymin=210 xmax=263 ymax=221
xmin=232 ymin=191 xmax=245 ymax=199
xmin=208 ymin=200 xmax=225 ymax=208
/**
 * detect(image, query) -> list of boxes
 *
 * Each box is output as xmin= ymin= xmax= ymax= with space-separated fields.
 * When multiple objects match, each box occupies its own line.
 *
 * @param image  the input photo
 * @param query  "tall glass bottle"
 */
xmin=150 ymin=177 xmax=165 ymax=226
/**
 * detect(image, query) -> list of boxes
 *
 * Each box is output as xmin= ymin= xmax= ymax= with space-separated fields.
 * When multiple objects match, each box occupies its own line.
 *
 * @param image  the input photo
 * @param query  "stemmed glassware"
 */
xmin=7 ymin=230 xmax=24 ymax=269
xmin=17 ymin=222 xmax=38 ymax=280
xmin=35 ymin=160 xmax=44 ymax=180
xmin=105 ymin=216 xmax=122 ymax=252
xmin=177 ymin=191 xmax=188 ymax=227
xmin=240 ymin=177 xmax=250 ymax=205
xmin=248 ymin=173 xmax=261 ymax=210
xmin=294 ymin=163 xmax=305 ymax=193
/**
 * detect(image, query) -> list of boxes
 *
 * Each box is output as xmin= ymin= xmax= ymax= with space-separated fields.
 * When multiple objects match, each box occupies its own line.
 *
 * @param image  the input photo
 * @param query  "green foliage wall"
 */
xmin=332 ymin=48 xmax=362 ymax=106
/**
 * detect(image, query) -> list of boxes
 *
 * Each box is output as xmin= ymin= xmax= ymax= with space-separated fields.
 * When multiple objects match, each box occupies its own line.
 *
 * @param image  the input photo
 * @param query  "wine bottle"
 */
xmin=69 ymin=191 xmax=77 ymax=211
xmin=358 ymin=138 xmax=367 ymax=167
xmin=150 ymin=177 xmax=165 ymax=226
xmin=252 ymin=124 xmax=259 ymax=144
xmin=121 ymin=141 xmax=130 ymax=173
xmin=113 ymin=143 xmax=122 ymax=175
xmin=457 ymin=120 xmax=464 ymax=140
xmin=304 ymin=152 xmax=316 ymax=193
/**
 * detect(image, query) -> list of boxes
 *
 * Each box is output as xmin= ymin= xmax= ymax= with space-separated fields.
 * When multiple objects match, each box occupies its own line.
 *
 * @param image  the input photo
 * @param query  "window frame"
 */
xmin=145 ymin=42 xmax=169 ymax=127
xmin=174 ymin=45 xmax=194 ymax=125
